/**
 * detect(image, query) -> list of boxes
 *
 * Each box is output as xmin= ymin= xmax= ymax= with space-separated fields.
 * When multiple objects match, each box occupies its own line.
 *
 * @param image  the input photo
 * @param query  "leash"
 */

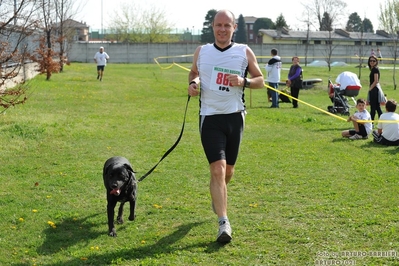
xmin=138 ymin=95 xmax=191 ymax=182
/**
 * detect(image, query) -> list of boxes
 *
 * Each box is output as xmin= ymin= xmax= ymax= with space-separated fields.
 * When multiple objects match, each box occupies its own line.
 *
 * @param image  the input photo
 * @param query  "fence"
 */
xmin=68 ymin=42 xmax=384 ymax=65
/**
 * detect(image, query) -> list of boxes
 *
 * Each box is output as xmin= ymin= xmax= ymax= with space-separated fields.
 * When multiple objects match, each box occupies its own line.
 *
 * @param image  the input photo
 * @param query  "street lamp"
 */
xmin=101 ymin=0 xmax=103 ymax=42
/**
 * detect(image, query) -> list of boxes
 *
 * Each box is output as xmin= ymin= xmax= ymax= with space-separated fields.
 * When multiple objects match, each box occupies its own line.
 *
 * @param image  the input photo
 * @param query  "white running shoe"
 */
xmin=349 ymin=134 xmax=362 ymax=140
xmin=217 ymin=221 xmax=232 ymax=243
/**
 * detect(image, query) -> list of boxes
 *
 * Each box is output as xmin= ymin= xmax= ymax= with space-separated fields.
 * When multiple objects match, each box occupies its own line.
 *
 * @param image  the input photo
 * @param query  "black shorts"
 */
xmin=97 ymin=65 xmax=105 ymax=71
xmin=199 ymin=112 xmax=244 ymax=165
xmin=349 ymin=124 xmax=367 ymax=137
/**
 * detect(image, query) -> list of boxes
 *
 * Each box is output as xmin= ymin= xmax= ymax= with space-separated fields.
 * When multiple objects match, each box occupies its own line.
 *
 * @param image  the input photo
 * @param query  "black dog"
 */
xmin=103 ymin=156 xmax=137 ymax=237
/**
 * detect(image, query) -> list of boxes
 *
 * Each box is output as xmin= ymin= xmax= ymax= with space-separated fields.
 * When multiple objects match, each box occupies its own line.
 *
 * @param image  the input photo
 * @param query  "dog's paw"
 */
xmin=128 ymin=214 xmax=136 ymax=221
xmin=108 ymin=229 xmax=117 ymax=237
xmin=116 ymin=216 xmax=124 ymax=224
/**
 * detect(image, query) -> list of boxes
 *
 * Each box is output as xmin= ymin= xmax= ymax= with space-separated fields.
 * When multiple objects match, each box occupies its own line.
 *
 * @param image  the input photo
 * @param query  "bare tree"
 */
xmin=30 ymin=0 xmax=60 ymax=80
xmin=108 ymin=2 xmax=176 ymax=43
xmin=304 ymin=0 xmax=348 ymax=31
xmin=303 ymin=0 xmax=347 ymax=71
xmin=379 ymin=0 xmax=399 ymax=90
xmin=0 ymin=0 xmax=39 ymax=112
xmin=53 ymin=0 xmax=77 ymax=72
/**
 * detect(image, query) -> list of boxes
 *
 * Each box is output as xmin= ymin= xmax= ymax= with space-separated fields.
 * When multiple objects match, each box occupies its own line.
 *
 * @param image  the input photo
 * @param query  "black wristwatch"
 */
xmin=244 ymin=77 xmax=251 ymax=88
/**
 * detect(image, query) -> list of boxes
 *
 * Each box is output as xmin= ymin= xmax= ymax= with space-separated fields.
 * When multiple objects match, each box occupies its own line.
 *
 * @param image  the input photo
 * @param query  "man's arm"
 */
xmin=188 ymin=46 xmax=201 ymax=97
xmin=245 ymin=47 xmax=264 ymax=89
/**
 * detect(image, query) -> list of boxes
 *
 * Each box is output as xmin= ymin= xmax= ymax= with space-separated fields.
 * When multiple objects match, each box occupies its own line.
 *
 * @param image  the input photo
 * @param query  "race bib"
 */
xmin=210 ymin=66 xmax=241 ymax=92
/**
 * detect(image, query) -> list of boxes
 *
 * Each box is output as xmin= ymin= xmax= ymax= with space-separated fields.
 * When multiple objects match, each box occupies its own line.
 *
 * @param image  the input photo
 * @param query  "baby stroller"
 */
xmin=327 ymin=71 xmax=362 ymax=115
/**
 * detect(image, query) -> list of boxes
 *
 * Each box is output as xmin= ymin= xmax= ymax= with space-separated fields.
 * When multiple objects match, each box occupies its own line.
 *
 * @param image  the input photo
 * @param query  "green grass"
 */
xmin=1 ymin=62 xmax=399 ymax=265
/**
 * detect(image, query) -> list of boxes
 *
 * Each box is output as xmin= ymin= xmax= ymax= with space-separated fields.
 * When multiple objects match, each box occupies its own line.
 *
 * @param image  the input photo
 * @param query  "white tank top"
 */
xmin=197 ymin=43 xmax=248 ymax=115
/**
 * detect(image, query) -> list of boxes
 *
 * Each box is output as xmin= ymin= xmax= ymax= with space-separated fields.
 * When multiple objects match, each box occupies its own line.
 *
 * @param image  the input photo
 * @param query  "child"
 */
xmin=341 ymin=98 xmax=372 ymax=140
xmin=372 ymin=99 xmax=399 ymax=146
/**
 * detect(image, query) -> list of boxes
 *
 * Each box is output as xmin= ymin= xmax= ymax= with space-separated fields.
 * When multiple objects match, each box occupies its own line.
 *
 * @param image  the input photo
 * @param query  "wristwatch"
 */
xmin=244 ymin=77 xmax=251 ymax=87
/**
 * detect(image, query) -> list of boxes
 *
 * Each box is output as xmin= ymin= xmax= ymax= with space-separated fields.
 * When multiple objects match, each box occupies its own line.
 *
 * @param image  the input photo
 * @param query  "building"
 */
xmin=259 ymin=28 xmax=392 ymax=47
xmin=54 ymin=19 xmax=89 ymax=42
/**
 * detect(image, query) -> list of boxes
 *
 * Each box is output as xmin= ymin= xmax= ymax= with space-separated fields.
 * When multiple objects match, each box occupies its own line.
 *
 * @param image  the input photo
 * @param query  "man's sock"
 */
xmin=218 ymin=216 xmax=229 ymax=225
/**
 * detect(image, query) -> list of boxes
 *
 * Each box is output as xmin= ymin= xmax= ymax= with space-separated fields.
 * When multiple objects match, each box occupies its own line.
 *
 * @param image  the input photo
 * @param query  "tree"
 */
xmin=379 ymin=0 xmax=399 ymax=90
xmin=362 ymin=18 xmax=374 ymax=33
xmin=304 ymin=0 xmax=347 ymax=31
xmin=235 ymin=14 xmax=247 ymax=43
xmin=107 ymin=2 xmax=176 ymax=43
xmin=201 ymin=9 xmax=217 ymax=43
xmin=31 ymin=0 xmax=61 ymax=80
xmin=275 ymin=13 xmax=289 ymax=29
xmin=253 ymin=18 xmax=275 ymax=34
xmin=346 ymin=12 xmax=363 ymax=32
xmin=320 ymin=12 xmax=333 ymax=31
xmin=0 ymin=0 xmax=39 ymax=112
xmin=53 ymin=0 xmax=78 ymax=72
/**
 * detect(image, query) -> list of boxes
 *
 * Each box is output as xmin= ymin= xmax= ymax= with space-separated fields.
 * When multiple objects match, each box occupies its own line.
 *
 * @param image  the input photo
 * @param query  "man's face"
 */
xmin=212 ymin=12 xmax=236 ymax=46
xmin=99 ymin=48 xmax=104 ymax=53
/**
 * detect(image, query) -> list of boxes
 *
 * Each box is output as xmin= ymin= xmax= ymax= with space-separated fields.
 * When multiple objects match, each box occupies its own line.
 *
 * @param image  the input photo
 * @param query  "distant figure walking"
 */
xmin=94 ymin=47 xmax=110 ymax=81
xmin=377 ymin=48 xmax=382 ymax=63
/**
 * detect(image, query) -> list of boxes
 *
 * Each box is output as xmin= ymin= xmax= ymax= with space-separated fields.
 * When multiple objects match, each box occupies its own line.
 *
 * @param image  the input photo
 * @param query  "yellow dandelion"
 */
xmin=80 ymin=257 xmax=88 ymax=261
xmin=47 ymin=221 xmax=56 ymax=228
xmin=90 ymin=246 xmax=94 ymax=250
xmin=18 ymin=218 xmax=24 ymax=222
xmin=32 ymin=209 xmax=38 ymax=213
xmin=46 ymin=195 xmax=51 ymax=199
xmin=95 ymin=246 xmax=99 ymax=250
xmin=141 ymin=240 xmax=146 ymax=244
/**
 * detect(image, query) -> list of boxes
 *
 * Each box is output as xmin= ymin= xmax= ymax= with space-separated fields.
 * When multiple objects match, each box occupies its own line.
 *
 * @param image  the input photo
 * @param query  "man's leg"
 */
xmin=269 ymin=83 xmax=279 ymax=107
xmin=210 ymin=160 xmax=233 ymax=243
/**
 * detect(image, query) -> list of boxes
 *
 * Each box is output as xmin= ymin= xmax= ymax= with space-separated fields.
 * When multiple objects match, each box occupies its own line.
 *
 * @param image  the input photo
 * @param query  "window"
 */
xmin=314 ymin=40 xmax=321 ymax=44
xmin=249 ymin=24 xmax=253 ymax=30
xmin=250 ymin=33 xmax=253 ymax=40
xmin=354 ymin=41 xmax=361 ymax=45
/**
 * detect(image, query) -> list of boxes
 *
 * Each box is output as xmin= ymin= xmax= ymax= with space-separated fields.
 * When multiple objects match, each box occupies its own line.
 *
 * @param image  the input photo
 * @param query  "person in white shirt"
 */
xmin=372 ymin=99 xmax=399 ymax=146
xmin=187 ymin=10 xmax=264 ymax=244
xmin=342 ymin=99 xmax=372 ymax=140
xmin=265 ymin=48 xmax=282 ymax=108
xmin=94 ymin=47 xmax=110 ymax=81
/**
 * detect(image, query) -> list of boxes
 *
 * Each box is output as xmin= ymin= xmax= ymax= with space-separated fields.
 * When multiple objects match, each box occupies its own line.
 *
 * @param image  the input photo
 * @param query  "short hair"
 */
xmin=213 ymin=10 xmax=236 ymax=26
xmin=271 ymin=48 xmax=278 ymax=56
xmin=385 ymin=100 xmax=397 ymax=112
xmin=292 ymin=56 xmax=299 ymax=61
xmin=356 ymin=98 xmax=366 ymax=105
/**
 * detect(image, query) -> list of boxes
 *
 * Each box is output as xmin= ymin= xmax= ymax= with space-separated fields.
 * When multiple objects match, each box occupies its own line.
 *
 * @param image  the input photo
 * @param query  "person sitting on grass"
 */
xmin=372 ymin=99 xmax=399 ymax=146
xmin=342 ymin=98 xmax=372 ymax=140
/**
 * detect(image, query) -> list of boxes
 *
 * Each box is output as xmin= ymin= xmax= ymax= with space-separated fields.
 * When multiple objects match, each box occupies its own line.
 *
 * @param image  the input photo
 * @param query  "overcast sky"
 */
xmin=76 ymin=0 xmax=386 ymax=32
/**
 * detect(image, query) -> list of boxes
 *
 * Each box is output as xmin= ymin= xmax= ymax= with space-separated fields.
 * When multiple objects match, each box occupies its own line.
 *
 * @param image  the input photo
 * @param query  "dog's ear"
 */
xmin=124 ymin=163 xmax=136 ymax=173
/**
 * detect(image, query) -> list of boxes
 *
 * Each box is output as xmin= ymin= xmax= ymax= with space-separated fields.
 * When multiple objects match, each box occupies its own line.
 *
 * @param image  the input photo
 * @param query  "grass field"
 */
xmin=1 ymin=61 xmax=399 ymax=266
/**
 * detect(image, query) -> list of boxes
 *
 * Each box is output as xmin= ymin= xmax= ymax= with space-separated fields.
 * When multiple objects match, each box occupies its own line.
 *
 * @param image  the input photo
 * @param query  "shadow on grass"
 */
xmin=34 ymin=220 xmax=227 ymax=266
xmin=360 ymin=140 xmax=399 ymax=154
xmin=37 ymin=213 xmax=103 ymax=256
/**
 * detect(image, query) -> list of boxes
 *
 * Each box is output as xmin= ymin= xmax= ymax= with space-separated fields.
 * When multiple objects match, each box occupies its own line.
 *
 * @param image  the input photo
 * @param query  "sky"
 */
xmin=76 ymin=0 xmax=386 ymax=33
